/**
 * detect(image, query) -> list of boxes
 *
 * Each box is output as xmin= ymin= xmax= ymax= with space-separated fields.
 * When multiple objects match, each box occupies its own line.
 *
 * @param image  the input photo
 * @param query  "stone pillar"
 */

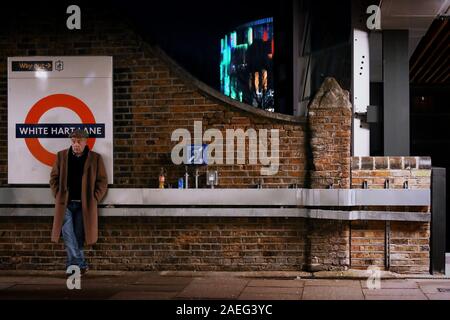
xmin=304 ymin=77 xmax=352 ymax=272
xmin=307 ymin=77 xmax=352 ymax=189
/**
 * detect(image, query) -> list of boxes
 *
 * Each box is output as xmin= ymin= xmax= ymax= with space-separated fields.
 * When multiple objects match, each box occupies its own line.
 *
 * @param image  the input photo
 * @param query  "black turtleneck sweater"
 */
xmin=67 ymin=146 xmax=89 ymax=201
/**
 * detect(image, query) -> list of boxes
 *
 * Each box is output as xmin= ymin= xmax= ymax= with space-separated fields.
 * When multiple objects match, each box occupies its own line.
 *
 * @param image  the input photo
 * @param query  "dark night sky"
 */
xmin=0 ymin=0 xmax=281 ymax=90
xmin=112 ymin=0 xmax=279 ymax=89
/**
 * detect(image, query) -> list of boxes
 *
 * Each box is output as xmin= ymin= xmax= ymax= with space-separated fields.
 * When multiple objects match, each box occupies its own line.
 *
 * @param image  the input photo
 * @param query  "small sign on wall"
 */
xmin=7 ymin=56 xmax=113 ymax=184
xmin=185 ymin=144 xmax=208 ymax=165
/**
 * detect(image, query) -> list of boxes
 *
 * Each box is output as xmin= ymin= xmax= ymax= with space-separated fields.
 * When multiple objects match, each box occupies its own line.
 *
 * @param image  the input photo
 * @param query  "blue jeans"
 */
xmin=62 ymin=201 xmax=88 ymax=270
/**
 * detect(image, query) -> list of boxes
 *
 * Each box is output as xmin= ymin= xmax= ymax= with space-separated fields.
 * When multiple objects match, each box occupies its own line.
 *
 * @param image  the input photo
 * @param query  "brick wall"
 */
xmin=351 ymin=156 xmax=432 ymax=189
xmin=0 ymin=4 xmax=432 ymax=273
xmin=350 ymin=156 xmax=431 ymax=273
xmin=0 ymin=4 xmax=351 ymax=272
xmin=0 ymin=216 xmax=356 ymax=272
xmin=0 ymin=6 xmax=307 ymax=189
xmin=0 ymin=217 xmax=306 ymax=271
xmin=350 ymin=221 xmax=386 ymax=269
xmin=305 ymin=220 xmax=350 ymax=271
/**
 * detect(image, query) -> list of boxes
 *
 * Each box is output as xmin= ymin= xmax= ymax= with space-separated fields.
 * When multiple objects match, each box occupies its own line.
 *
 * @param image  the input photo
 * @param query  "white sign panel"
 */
xmin=8 ymin=56 xmax=113 ymax=184
xmin=352 ymin=29 xmax=370 ymax=156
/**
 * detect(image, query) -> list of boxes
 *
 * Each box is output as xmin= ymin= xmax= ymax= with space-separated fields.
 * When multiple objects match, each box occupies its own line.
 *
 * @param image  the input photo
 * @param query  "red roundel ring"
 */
xmin=24 ymin=94 xmax=96 ymax=167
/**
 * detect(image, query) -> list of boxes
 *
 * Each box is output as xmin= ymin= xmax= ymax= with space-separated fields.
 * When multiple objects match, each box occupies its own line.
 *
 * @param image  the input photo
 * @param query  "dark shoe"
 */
xmin=65 ymin=265 xmax=77 ymax=276
xmin=80 ymin=267 xmax=89 ymax=275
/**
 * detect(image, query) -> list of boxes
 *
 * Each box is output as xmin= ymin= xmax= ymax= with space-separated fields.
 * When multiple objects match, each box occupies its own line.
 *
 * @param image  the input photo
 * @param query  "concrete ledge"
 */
xmin=0 ymin=188 xmax=431 ymax=206
xmin=0 ymin=207 xmax=431 ymax=222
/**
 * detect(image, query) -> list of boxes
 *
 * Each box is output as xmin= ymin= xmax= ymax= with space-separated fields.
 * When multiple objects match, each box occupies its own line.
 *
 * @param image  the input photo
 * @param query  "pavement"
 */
xmin=0 ymin=270 xmax=450 ymax=300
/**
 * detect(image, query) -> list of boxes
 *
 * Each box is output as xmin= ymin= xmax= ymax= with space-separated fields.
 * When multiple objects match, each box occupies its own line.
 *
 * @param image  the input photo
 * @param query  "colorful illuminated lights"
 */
xmin=220 ymin=17 xmax=274 ymax=112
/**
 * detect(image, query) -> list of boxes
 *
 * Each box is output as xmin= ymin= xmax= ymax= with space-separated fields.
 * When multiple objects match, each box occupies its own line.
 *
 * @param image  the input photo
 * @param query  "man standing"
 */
xmin=50 ymin=129 xmax=108 ymax=274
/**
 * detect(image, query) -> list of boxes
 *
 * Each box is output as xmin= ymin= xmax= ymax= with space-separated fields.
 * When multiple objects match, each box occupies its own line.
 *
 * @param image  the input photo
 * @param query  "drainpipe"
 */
xmin=385 ymin=178 xmax=391 ymax=270
xmin=385 ymin=221 xmax=390 ymax=270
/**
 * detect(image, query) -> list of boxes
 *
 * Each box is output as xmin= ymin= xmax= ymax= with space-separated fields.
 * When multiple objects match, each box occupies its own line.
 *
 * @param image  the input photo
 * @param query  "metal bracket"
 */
xmin=354 ymin=111 xmax=367 ymax=122
xmin=355 ymin=105 xmax=379 ymax=128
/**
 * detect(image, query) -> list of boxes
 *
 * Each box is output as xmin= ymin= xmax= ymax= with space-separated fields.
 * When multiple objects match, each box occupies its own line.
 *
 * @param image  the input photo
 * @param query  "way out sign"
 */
xmin=8 ymin=57 xmax=113 ymax=184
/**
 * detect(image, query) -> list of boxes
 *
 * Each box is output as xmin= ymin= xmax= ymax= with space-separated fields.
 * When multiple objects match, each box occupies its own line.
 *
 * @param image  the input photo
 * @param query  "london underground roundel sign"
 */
xmin=23 ymin=94 xmax=97 ymax=167
xmin=8 ymin=56 xmax=113 ymax=184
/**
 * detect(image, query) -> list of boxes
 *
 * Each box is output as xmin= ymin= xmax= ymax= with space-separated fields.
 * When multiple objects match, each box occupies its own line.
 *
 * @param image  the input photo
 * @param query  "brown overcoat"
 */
xmin=49 ymin=148 xmax=108 ymax=245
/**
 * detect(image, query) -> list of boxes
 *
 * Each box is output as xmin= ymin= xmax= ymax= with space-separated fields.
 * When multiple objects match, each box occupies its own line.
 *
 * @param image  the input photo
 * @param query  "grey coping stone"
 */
xmin=351 ymin=157 xmax=361 ymax=170
xmin=360 ymin=279 xmax=419 ymax=289
xmin=418 ymin=157 xmax=432 ymax=169
xmin=374 ymin=157 xmax=389 ymax=170
xmin=247 ymin=279 xmax=305 ymax=288
xmin=361 ymin=157 xmax=374 ymax=170
xmin=389 ymin=157 xmax=403 ymax=170
xmin=302 ymin=286 xmax=364 ymax=300
xmin=403 ymin=157 xmax=417 ymax=170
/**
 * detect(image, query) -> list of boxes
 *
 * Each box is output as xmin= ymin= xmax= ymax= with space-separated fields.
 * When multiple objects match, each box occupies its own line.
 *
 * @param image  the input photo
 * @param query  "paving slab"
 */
xmin=133 ymin=275 xmax=193 ymax=286
xmin=3 ymin=284 xmax=66 ymax=292
xmin=0 ymin=283 xmax=16 ymax=290
xmin=413 ymin=279 xmax=450 ymax=283
xmin=302 ymin=286 xmax=364 ymax=300
xmin=4 ymin=277 xmax=67 ymax=286
xmin=238 ymin=293 xmax=301 ymax=300
xmin=73 ymin=283 xmax=144 ymax=292
xmin=0 ymin=276 xmax=40 ymax=284
xmin=241 ymin=286 xmax=303 ymax=296
xmin=247 ymin=279 xmax=304 ymax=288
xmin=0 ymin=271 xmax=449 ymax=300
xmin=425 ymin=293 xmax=450 ymax=300
xmin=109 ymin=291 xmax=177 ymax=300
xmin=0 ymin=284 xmax=118 ymax=300
xmin=130 ymin=284 xmax=189 ymax=292
xmin=363 ymin=288 xmax=427 ymax=298
xmin=304 ymin=279 xmax=362 ymax=287
xmin=416 ymin=281 xmax=450 ymax=294
xmin=365 ymin=295 xmax=428 ymax=300
xmin=361 ymin=279 xmax=419 ymax=289
xmin=176 ymin=277 xmax=248 ymax=299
